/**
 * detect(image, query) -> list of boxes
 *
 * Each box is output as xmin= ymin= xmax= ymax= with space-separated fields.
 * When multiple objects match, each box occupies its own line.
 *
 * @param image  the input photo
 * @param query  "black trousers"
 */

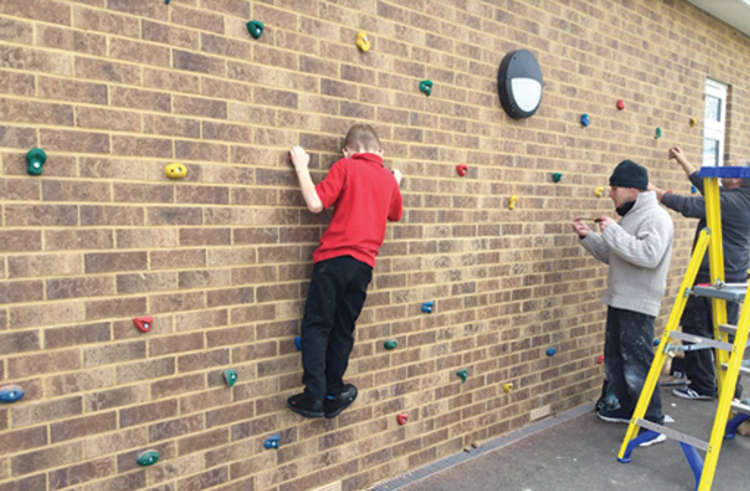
xmin=681 ymin=295 xmax=741 ymax=398
xmin=604 ymin=306 xmax=663 ymax=423
xmin=301 ymin=256 xmax=372 ymax=400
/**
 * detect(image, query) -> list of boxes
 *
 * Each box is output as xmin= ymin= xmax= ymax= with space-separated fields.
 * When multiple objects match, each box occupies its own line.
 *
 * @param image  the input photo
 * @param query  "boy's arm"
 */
xmin=388 ymin=169 xmax=403 ymax=222
xmin=289 ymin=146 xmax=323 ymax=213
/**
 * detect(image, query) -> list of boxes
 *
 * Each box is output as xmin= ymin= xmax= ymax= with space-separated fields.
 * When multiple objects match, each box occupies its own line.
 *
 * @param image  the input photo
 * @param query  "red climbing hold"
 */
xmin=133 ymin=316 xmax=153 ymax=333
xmin=456 ymin=164 xmax=468 ymax=176
xmin=397 ymin=413 xmax=408 ymax=425
xmin=596 ymin=355 xmax=604 ymax=365
xmin=616 ymin=99 xmax=625 ymax=110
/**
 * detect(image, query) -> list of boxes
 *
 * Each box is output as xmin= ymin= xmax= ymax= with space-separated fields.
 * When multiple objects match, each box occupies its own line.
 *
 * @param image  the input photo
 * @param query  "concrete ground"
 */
xmin=375 ymin=386 xmax=750 ymax=491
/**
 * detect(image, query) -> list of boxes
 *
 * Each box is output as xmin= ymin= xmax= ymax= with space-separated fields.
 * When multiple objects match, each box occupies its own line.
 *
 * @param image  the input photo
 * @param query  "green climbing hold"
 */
xmin=26 ymin=148 xmax=47 ymax=176
xmin=419 ymin=80 xmax=433 ymax=96
xmin=655 ymin=127 xmax=662 ymax=139
xmin=137 ymin=449 xmax=160 ymax=466
xmin=456 ymin=369 xmax=468 ymax=383
xmin=223 ymin=369 xmax=238 ymax=387
xmin=384 ymin=339 xmax=398 ymax=350
xmin=552 ymin=172 xmax=562 ymax=182
xmin=246 ymin=20 xmax=264 ymax=39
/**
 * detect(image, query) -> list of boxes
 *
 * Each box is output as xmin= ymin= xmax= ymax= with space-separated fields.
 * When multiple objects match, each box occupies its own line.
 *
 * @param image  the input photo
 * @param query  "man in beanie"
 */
xmin=650 ymin=147 xmax=750 ymax=402
xmin=572 ymin=159 xmax=674 ymax=443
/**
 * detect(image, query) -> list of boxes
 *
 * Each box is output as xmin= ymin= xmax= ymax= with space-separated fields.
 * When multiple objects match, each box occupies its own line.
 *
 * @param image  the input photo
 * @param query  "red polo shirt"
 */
xmin=313 ymin=153 xmax=402 ymax=267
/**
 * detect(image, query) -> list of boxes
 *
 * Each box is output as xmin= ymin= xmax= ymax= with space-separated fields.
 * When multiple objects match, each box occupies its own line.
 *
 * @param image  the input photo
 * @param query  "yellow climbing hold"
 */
xmin=164 ymin=163 xmax=188 ymax=179
xmin=508 ymin=195 xmax=518 ymax=210
xmin=594 ymin=186 xmax=605 ymax=198
xmin=503 ymin=383 xmax=513 ymax=393
xmin=356 ymin=31 xmax=371 ymax=52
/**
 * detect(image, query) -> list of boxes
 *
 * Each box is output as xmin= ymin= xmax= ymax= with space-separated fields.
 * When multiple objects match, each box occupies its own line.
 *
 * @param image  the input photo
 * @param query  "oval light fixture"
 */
xmin=497 ymin=49 xmax=543 ymax=119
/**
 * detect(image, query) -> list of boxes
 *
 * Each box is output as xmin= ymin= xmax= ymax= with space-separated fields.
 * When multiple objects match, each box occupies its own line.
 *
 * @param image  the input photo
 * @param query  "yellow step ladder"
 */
xmin=616 ymin=166 xmax=750 ymax=490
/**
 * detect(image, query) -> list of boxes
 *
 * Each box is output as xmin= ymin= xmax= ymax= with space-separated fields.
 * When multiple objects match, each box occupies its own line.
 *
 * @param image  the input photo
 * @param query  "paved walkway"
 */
xmin=375 ymin=387 xmax=750 ymax=490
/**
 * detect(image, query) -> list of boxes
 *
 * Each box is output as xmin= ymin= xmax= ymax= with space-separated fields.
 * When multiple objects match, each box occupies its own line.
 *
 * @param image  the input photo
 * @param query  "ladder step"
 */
xmin=669 ymin=331 xmax=733 ymax=351
xmin=690 ymin=284 xmax=747 ymax=302
xmin=720 ymin=363 xmax=750 ymax=375
xmin=719 ymin=323 xmax=737 ymax=335
xmin=731 ymin=400 xmax=750 ymax=416
xmin=636 ymin=419 xmax=709 ymax=451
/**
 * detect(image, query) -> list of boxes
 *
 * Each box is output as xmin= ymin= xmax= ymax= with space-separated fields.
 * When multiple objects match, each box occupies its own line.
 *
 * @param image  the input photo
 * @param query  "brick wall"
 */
xmin=1 ymin=0 xmax=749 ymax=489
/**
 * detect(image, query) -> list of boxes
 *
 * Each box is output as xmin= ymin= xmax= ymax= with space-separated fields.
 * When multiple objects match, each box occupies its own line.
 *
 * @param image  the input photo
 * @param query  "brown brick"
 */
xmin=110 ymin=37 xmax=170 ymax=66
xmin=173 ymin=49 xmax=226 ymax=75
xmin=202 ymin=0 xmax=249 ymax=17
xmin=178 ymin=467 xmax=229 ymax=491
xmin=45 ymin=367 xmax=114 ymax=398
xmin=10 ymin=396 xmax=81 ymax=428
xmin=85 ymin=297 xmax=148 ymax=321
xmin=84 ymin=340 xmax=146 ymax=367
xmin=174 ymin=309 xmax=228 ymax=332
xmin=50 ymin=412 xmax=117 ymax=443
xmin=5 ymin=204 xmax=77 ymax=226
xmin=0 ymin=16 xmax=32 ymax=43
xmin=8 ymin=253 xmax=82 ymax=279
xmin=11 ymin=442 xmax=81 ymax=476
xmin=150 ymin=248 xmax=206 ymax=270
xmin=116 ymin=229 xmax=178 ymax=249
xmin=0 ymin=0 xmax=70 ymax=24
xmin=85 ymin=252 xmax=148 ymax=273
xmin=207 ymin=247 xmax=257 ymax=267
xmin=0 ymin=70 xmax=35 ymax=96
xmin=149 ymin=414 xmax=203 ymax=442
xmin=0 ymin=330 xmax=40 ymax=354
xmin=46 ymin=276 xmax=114 ymax=300
xmin=176 ymin=185 xmax=229 ymax=204
xmin=39 ymin=128 xmax=109 ymax=153
xmin=0 ymin=426 xmax=47 ymax=453
xmin=0 ymin=474 xmax=46 ymax=491
xmin=37 ymin=25 xmax=105 ymax=56
xmin=42 ymin=180 xmax=110 ymax=202
xmin=81 ymin=205 xmax=144 ymax=226
xmin=178 ymin=270 xmax=231 ymax=289
xmin=0 ymin=97 xmax=74 ymax=126
xmin=0 ymin=230 xmax=41 ymax=253
xmin=49 ymin=457 xmax=115 ymax=489
xmin=0 ymin=126 xmax=36 ymax=149
xmin=117 ymin=272 xmax=177 ymax=294
xmin=76 ymin=106 xmax=140 ymax=132
xmin=206 ymin=286 xmax=254 ymax=307
xmin=150 ymin=291 xmax=205 ymax=313
xmin=107 ymin=0 xmax=168 ymax=19
xmin=39 ymin=76 xmax=107 ymax=104
xmin=9 ymin=302 xmax=85 ymax=329
xmin=177 ymin=428 xmax=228 ymax=455
xmin=116 ymin=358 xmax=175 ymax=384
xmin=170 ymin=6 xmax=224 ymax=34
xmin=202 ymin=77 xmax=254 ymax=104
xmin=147 ymin=207 xmax=203 ymax=226
xmin=148 ymin=332 xmax=203 ymax=357
xmin=173 ymin=95 xmax=227 ymax=118
xmin=0 ymin=45 xmax=71 ymax=77
xmin=72 ymin=5 xmax=140 ymax=37
xmin=142 ymin=20 xmax=199 ymax=49
xmin=143 ymin=67 xmax=200 ymax=94
xmin=179 ymin=228 xmax=231 ymax=246
xmin=254 ymin=87 xmax=299 ymax=109
xmin=142 ymin=114 xmax=201 ymax=138
xmin=7 ymin=349 xmax=80 ymax=378
xmin=82 ymin=470 xmax=146 ymax=491
xmin=85 ymin=385 xmax=149 ymax=412
xmin=120 ymin=399 xmax=178 ymax=428
xmin=202 ymin=121 xmax=252 ymax=143
xmin=112 ymin=136 xmax=173 ymax=157
xmin=84 ymin=427 xmax=147 ymax=459
xmin=111 ymin=87 xmax=171 ymax=112
xmin=175 ymin=140 xmax=228 ymax=162
xmin=44 ymin=230 xmax=114 ymax=251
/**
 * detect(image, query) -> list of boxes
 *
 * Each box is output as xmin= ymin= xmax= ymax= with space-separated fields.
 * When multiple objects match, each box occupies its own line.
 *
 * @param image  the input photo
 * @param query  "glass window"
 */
xmin=703 ymin=138 xmax=719 ymax=166
xmin=704 ymin=95 xmax=721 ymax=123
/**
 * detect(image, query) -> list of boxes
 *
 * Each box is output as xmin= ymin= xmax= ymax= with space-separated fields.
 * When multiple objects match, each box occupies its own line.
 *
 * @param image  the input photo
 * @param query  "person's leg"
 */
xmin=618 ymin=309 xmax=663 ymax=424
xmin=681 ymin=296 xmax=717 ymax=397
xmin=604 ymin=307 xmax=633 ymax=414
xmin=326 ymin=257 xmax=371 ymax=395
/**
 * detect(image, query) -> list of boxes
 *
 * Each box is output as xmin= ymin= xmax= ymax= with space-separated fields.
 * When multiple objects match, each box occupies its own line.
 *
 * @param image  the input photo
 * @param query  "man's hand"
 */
xmin=392 ymin=169 xmax=402 ymax=186
xmin=289 ymin=145 xmax=310 ymax=173
xmin=597 ymin=216 xmax=615 ymax=232
xmin=571 ymin=218 xmax=590 ymax=238
xmin=668 ymin=146 xmax=684 ymax=163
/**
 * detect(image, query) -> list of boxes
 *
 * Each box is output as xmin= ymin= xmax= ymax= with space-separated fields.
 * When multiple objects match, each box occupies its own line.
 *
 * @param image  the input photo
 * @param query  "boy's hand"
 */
xmin=668 ymin=146 xmax=684 ymax=163
xmin=289 ymin=146 xmax=310 ymax=172
xmin=392 ymin=169 xmax=402 ymax=185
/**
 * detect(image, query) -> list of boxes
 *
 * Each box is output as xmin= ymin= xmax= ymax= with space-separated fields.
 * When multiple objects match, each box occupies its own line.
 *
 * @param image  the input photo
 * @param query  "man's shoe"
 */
xmin=325 ymin=384 xmax=358 ymax=418
xmin=597 ymin=407 xmax=631 ymax=423
xmin=638 ymin=429 xmax=667 ymax=447
xmin=287 ymin=392 xmax=324 ymax=418
xmin=672 ymin=387 xmax=713 ymax=400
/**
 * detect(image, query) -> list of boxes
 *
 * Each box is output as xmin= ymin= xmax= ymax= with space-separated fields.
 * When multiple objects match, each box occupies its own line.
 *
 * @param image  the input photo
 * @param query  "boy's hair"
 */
xmin=344 ymin=124 xmax=381 ymax=153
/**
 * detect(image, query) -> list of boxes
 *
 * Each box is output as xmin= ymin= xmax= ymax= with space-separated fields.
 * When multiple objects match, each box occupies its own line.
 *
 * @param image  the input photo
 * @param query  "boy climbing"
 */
xmin=287 ymin=124 xmax=403 ymax=418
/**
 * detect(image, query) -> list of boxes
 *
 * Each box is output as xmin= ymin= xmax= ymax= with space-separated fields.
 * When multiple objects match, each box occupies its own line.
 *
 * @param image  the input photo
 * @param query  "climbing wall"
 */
xmin=1 ymin=1 xmax=750 ymax=490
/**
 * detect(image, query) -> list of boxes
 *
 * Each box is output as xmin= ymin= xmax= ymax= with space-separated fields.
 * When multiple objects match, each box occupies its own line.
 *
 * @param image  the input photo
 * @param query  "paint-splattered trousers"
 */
xmin=604 ymin=306 xmax=664 ymax=423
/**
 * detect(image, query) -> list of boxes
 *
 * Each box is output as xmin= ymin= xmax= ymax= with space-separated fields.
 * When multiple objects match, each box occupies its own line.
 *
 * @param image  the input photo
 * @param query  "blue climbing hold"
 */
xmin=165 ymin=0 xmax=170 ymax=4
xmin=264 ymin=434 xmax=281 ymax=449
xmin=691 ymin=185 xmax=698 ymax=194
xmin=0 ymin=385 xmax=24 ymax=403
xmin=421 ymin=301 xmax=434 ymax=314
xmin=653 ymin=338 xmax=660 ymax=347
xmin=294 ymin=336 xmax=302 ymax=350
xmin=546 ymin=347 xmax=556 ymax=356
xmin=580 ymin=114 xmax=590 ymax=127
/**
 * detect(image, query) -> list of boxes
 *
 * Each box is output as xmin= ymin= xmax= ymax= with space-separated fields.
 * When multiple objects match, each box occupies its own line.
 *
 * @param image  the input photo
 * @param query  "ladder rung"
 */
xmin=719 ymin=323 xmax=737 ymax=334
xmin=720 ymin=363 xmax=750 ymax=375
xmin=669 ymin=331 xmax=733 ymax=351
xmin=731 ymin=400 xmax=750 ymax=416
xmin=690 ymin=284 xmax=747 ymax=302
xmin=636 ymin=419 xmax=709 ymax=451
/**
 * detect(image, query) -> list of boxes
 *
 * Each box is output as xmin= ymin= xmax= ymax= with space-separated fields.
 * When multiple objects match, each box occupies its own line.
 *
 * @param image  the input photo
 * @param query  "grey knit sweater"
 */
xmin=581 ymin=191 xmax=674 ymax=316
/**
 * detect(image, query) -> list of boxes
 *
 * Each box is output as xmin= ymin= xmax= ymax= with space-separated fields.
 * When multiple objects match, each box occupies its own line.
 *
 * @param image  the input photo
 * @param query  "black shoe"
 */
xmin=325 ymin=384 xmax=358 ymax=418
xmin=287 ymin=392 xmax=324 ymax=418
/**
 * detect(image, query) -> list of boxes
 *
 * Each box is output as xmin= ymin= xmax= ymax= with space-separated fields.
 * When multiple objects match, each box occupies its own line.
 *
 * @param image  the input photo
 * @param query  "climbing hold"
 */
xmin=580 ymin=113 xmax=590 ymax=127
xmin=503 ymin=383 xmax=513 ymax=393
xmin=384 ymin=339 xmax=398 ymax=350
xmin=165 ymin=0 xmax=170 ymax=4
xmin=133 ymin=316 xmax=153 ymax=333
xmin=552 ymin=172 xmax=562 ymax=182
xmin=616 ymin=99 xmax=625 ymax=110
xmin=508 ymin=195 xmax=518 ymax=210
xmin=264 ymin=434 xmax=281 ymax=449
xmin=26 ymin=148 xmax=47 ymax=176
xmin=653 ymin=338 xmax=660 ymax=347
xmin=654 ymin=127 xmax=662 ymax=139
xmin=294 ymin=336 xmax=302 ymax=351
xmin=689 ymin=117 xmax=697 ymax=127
xmin=546 ymin=347 xmax=556 ymax=356
xmin=421 ymin=301 xmax=434 ymax=314
xmin=594 ymin=186 xmax=605 ymax=198
xmin=223 ymin=369 xmax=238 ymax=387
xmin=164 ymin=163 xmax=187 ymax=179
xmin=246 ymin=20 xmax=264 ymax=39
xmin=596 ymin=355 xmax=604 ymax=365
xmin=396 ymin=413 xmax=408 ymax=425
xmin=136 ymin=450 xmax=160 ymax=466
xmin=456 ymin=164 xmax=468 ymax=177
xmin=356 ymin=31 xmax=370 ymax=52
xmin=691 ymin=185 xmax=698 ymax=194
xmin=419 ymin=80 xmax=433 ymax=96
xmin=456 ymin=369 xmax=468 ymax=383
xmin=0 ymin=385 xmax=24 ymax=403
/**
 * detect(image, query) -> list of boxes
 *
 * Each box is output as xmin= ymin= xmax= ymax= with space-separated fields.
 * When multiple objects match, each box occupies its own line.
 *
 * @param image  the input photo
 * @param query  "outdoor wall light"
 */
xmin=497 ymin=49 xmax=543 ymax=119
